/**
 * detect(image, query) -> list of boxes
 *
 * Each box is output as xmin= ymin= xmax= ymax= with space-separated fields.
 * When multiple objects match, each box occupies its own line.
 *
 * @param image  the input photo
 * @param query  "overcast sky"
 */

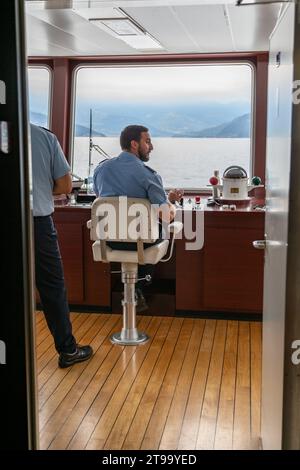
xmin=28 ymin=63 xmax=252 ymax=112
xmin=75 ymin=64 xmax=252 ymax=104
xmin=28 ymin=67 xmax=50 ymax=113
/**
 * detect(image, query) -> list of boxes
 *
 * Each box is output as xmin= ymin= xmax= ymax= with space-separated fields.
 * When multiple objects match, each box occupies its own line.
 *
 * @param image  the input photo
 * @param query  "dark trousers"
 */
xmin=34 ymin=215 xmax=76 ymax=354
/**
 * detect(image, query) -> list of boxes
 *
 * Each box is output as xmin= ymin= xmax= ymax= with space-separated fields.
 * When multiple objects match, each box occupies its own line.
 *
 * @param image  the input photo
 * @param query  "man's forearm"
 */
xmin=53 ymin=173 xmax=72 ymax=195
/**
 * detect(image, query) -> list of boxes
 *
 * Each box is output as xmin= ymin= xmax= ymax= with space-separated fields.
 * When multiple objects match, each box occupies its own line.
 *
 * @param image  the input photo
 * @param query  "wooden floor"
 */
xmin=36 ymin=311 xmax=262 ymax=450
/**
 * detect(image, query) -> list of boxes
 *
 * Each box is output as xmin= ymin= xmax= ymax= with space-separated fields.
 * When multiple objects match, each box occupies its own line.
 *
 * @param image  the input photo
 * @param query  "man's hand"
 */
xmin=159 ymin=201 xmax=176 ymax=223
xmin=168 ymin=188 xmax=184 ymax=204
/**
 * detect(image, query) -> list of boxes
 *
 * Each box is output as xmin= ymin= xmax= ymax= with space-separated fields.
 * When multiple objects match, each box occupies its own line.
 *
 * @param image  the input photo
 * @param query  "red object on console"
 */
xmin=209 ymin=176 xmax=219 ymax=185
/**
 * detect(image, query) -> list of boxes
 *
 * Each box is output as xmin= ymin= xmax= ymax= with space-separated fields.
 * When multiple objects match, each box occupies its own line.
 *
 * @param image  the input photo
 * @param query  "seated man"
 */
xmin=93 ymin=124 xmax=183 ymax=311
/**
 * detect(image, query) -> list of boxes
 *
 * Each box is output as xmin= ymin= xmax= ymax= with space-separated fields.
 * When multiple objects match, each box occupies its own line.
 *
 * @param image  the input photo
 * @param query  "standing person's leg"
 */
xmin=34 ymin=215 xmax=76 ymax=353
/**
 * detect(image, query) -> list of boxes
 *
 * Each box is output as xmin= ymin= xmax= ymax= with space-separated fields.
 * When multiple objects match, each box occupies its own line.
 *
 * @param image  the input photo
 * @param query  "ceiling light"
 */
xmin=89 ymin=17 xmax=164 ymax=50
xmin=93 ymin=18 xmax=144 ymax=36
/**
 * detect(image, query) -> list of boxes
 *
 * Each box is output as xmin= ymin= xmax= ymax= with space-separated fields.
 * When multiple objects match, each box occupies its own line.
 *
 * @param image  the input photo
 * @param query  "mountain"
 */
xmin=30 ymin=111 xmax=105 ymax=137
xmin=30 ymin=106 xmax=251 ymax=138
xmin=75 ymin=101 xmax=250 ymax=137
xmin=176 ymin=113 xmax=251 ymax=138
xmin=74 ymin=111 xmax=170 ymax=137
xmin=75 ymin=124 xmax=105 ymax=137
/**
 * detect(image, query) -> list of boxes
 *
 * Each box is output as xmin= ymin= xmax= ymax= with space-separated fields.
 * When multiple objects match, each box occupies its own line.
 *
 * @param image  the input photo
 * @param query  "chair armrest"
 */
xmin=168 ymin=221 xmax=183 ymax=236
xmin=160 ymin=222 xmax=183 ymax=263
xmin=87 ymin=220 xmax=91 ymax=229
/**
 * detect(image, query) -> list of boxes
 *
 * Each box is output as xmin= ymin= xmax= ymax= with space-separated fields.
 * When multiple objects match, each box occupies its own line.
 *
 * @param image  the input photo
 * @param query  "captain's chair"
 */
xmin=87 ymin=196 xmax=183 ymax=345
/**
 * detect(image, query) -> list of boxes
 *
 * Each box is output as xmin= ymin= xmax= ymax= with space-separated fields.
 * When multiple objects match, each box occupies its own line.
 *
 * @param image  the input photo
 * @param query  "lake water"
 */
xmin=73 ymin=137 xmax=251 ymax=189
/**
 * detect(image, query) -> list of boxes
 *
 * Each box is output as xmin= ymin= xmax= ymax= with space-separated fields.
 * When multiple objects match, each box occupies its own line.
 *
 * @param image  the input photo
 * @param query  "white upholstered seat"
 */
xmin=92 ymin=239 xmax=169 ymax=264
xmin=87 ymin=196 xmax=183 ymax=345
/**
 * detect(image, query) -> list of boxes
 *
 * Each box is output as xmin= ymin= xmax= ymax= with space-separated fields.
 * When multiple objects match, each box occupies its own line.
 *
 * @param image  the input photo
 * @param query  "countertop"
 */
xmin=55 ymin=196 xmax=265 ymax=214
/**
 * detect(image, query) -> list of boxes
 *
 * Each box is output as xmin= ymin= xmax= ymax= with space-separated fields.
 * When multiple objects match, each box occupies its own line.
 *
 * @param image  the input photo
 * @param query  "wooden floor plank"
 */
xmin=36 ymin=313 xmax=262 ymax=451
xmin=159 ymin=319 xmax=205 ymax=450
xmin=35 ymin=318 xmax=49 ymax=340
xmin=122 ymin=318 xmax=184 ymax=450
xmin=86 ymin=317 xmax=173 ymax=450
xmin=250 ymin=322 xmax=262 ymax=450
xmin=39 ymin=315 xmax=116 ymax=432
xmin=39 ymin=314 xmax=101 ymax=411
xmin=68 ymin=316 xmax=161 ymax=450
xmin=41 ymin=315 xmax=124 ymax=449
xmin=140 ymin=318 xmax=194 ymax=450
xmin=177 ymin=320 xmax=216 ymax=450
xmin=214 ymin=321 xmax=238 ymax=450
xmin=195 ymin=320 xmax=228 ymax=450
xmin=106 ymin=318 xmax=184 ymax=450
xmin=233 ymin=322 xmax=251 ymax=450
xmin=35 ymin=312 xmax=44 ymax=325
xmin=47 ymin=316 xmax=151 ymax=450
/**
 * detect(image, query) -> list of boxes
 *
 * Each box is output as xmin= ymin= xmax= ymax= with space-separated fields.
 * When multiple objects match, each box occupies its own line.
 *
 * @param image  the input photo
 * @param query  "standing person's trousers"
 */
xmin=34 ymin=215 xmax=76 ymax=354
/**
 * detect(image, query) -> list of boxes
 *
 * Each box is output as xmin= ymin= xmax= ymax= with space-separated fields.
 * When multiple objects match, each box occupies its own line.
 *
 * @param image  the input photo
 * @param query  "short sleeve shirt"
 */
xmin=30 ymin=123 xmax=70 ymax=216
xmin=93 ymin=151 xmax=168 ymax=206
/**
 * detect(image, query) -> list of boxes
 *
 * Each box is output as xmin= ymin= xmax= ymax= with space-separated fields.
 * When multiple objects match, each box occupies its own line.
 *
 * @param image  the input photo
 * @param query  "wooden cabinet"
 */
xmin=53 ymin=206 xmax=264 ymax=315
xmin=176 ymin=210 xmax=264 ymax=314
xmin=203 ymin=212 xmax=264 ymax=313
xmin=53 ymin=208 xmax=110 ymax=308
xmin=55 ymin=220 xmax=84 ymax=303
xmin=176 ymin=237 xmax=204 ymax=311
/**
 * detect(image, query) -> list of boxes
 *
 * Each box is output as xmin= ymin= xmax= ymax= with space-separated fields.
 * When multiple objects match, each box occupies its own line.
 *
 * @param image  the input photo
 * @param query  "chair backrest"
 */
xmin=90 ymin=196 xmax=160 ymax=243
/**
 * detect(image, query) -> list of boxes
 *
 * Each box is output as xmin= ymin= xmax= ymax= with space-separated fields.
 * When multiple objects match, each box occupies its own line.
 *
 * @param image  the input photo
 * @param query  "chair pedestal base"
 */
xmin=110 ymin=262 xmax=149 ymax=346
xmin=110 ymin=330 xmax=149 ymax=346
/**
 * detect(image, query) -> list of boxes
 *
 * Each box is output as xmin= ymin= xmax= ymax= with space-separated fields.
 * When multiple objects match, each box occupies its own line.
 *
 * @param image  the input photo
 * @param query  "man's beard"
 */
xmin=138 ymin=150 xmax=150 ymax=162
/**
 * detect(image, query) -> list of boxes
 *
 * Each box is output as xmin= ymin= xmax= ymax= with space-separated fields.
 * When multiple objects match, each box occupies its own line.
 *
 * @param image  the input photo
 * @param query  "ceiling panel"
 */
xmin=173 ymin=5 xmax=233 ymax=51
xmin=227 ymin=3 xmax=282 ymax=51
xmin=25 ymin=1 xmax=283 ymax=57
xmin=126 ymin=4 xmax=234 ymax=52
xmin=27 ymin=14 xmax=80 ymax=55
xmin=27 ymin=9 xmax=132 ymax=55
xmin=122 ymin=5 xmax=198 ymax=52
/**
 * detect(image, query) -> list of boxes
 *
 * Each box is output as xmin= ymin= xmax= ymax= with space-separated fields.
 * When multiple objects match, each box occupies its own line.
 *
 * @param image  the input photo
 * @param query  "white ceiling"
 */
xmin=25 ymin=0 xmax=286 ymax=57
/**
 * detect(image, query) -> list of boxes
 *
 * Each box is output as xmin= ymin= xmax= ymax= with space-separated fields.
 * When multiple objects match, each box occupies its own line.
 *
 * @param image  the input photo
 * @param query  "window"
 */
xmin=28 ymin=66 xmax=51 ymax=128
xmin=72 ymin=64 xmax=253 ymax=189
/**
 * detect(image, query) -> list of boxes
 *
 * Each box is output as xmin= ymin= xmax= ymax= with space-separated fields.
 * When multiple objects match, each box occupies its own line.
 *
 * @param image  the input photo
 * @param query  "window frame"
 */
xmin=70 ymin=60 xmax=255 ymax=191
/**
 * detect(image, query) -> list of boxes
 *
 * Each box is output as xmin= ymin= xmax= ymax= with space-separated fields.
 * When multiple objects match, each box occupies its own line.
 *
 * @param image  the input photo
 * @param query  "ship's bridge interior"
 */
xmin=20 ymin=0 xmax=297 ymax=452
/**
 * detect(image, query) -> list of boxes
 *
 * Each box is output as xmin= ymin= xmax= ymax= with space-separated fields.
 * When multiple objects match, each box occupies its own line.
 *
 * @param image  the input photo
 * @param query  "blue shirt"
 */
xmin=93 ymin=151 xmax=168 ymax=206
xmin=30 ymin=124 xmax=71 ymax=216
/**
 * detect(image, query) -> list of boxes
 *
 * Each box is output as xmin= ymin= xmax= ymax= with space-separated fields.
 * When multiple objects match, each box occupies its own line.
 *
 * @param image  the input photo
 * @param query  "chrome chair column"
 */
xmin=111 ymin=263 xmax=148 ymax=345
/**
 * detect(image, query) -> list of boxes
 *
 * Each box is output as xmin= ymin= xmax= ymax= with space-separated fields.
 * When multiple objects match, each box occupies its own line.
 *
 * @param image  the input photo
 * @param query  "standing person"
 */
xmin=30 ymin=123 xmax=93 ymax=368
xmin=93 ymin=124 xmax=183 ymax=311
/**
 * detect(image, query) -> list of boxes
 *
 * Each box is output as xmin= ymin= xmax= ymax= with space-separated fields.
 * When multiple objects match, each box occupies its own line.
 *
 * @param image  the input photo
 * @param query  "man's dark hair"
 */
xmin=120 ymin=125 xmax=149 ymax=151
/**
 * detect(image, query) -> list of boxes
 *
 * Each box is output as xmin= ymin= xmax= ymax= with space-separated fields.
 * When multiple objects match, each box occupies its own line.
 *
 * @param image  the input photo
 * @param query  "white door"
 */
xmin=260 ymin=3 xmax=295 ymax=450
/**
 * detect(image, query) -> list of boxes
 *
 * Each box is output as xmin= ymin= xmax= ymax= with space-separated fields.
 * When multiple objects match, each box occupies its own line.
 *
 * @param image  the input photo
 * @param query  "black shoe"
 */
xmin=135 ymin=288 xmax=148 ymax=313
xmin=58 ymin=344 xmax=93 ymax=368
